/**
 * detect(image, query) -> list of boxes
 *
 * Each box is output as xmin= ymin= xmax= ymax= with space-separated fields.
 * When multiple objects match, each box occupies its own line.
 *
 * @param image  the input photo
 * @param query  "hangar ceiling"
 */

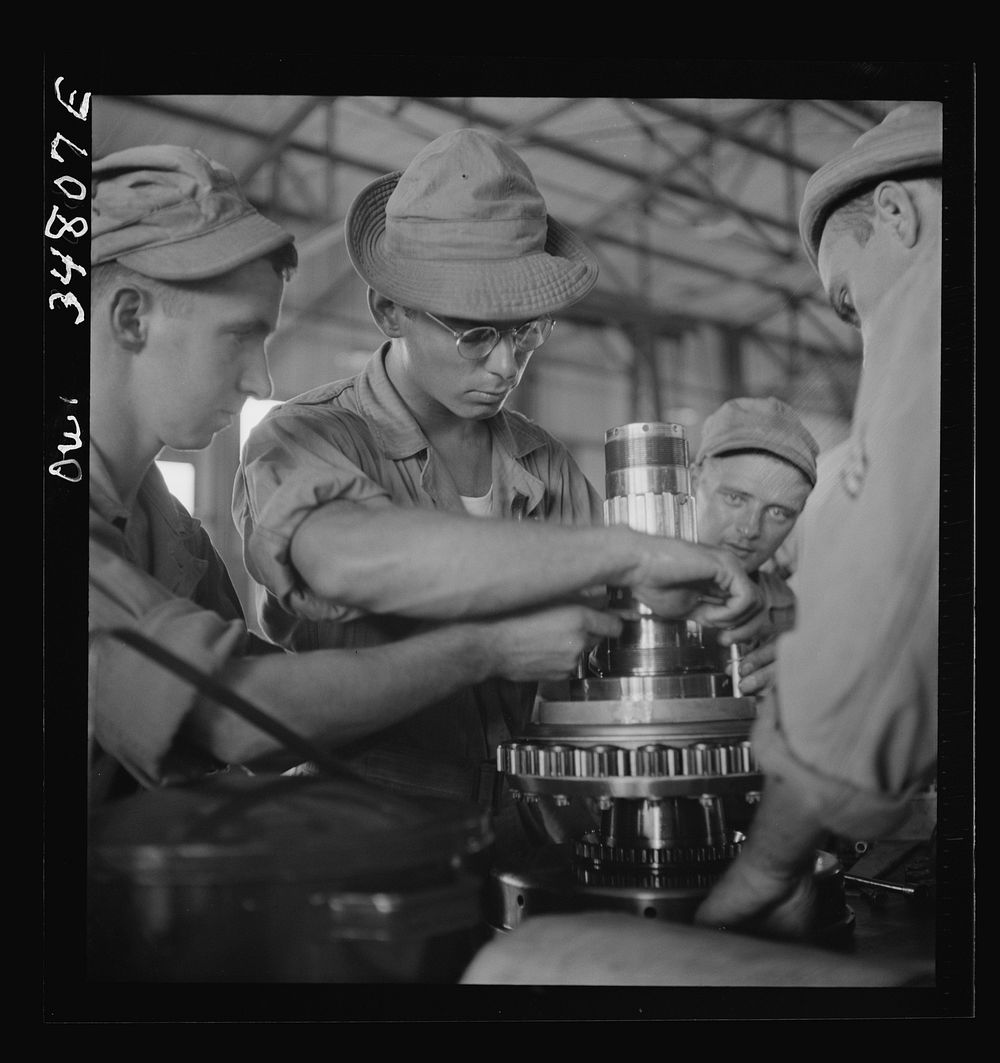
xmin=93 ymin=94 xmax=904 ymax=433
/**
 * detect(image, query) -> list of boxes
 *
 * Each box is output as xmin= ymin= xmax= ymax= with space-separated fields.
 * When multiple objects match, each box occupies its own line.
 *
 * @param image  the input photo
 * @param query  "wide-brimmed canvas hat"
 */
xmin=799 ymin=101 xmax=943 ymax=270
xmin=346 ymin=128 xmax=599 ymax=320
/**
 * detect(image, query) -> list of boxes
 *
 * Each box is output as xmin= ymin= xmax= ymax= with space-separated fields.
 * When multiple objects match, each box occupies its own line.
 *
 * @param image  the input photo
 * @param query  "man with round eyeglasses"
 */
xmin=234 ymin=128 xmax=762 ymax=858
xmin=422 ymin=310 xmax=554 ymax=362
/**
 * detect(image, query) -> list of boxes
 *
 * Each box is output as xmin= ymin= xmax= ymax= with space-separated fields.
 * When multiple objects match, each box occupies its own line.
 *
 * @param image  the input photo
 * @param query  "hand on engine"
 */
xmin=484 ymin=604 xmax=624 ymax=682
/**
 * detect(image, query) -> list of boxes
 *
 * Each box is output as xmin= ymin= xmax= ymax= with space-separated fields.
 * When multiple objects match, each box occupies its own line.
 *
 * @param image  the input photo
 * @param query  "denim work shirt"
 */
xmin=234 ymin=345 xmax=602 ymax=830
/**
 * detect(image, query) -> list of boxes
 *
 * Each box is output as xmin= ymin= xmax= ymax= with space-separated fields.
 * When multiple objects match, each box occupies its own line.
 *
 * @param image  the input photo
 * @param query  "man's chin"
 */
xmin=169 ymin=428 xmax=223 ymax=452
xmin=722 ymin=545 xmax=755 ymax=567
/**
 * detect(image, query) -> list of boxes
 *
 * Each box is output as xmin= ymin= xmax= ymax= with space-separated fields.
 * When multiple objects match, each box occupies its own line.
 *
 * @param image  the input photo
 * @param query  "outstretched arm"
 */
xmin=291 ymin=500 xmax=762 ymax=627
xmin=186 ymin=603 xmax=625 ymax=767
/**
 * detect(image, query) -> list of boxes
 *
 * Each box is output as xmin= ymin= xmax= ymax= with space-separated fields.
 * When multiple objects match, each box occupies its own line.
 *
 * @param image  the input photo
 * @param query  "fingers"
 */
xmin=732 ymin=640 xmax=777 ymax=696
xmin=735 ymin=661 xmax=775 ymax=696
xmin=717 ymin=611 xmax=775 ymax=646
xmin=631 ymin=537 xmax=726 ymax=590
xmin=488 ymin=604 xmax=623 ymax=682
xmin=578 ymin=606 xmax=624 ymax=640
xmin=631 ymin=586 xmax=704 ymax=619
xmin=689 ymin=593 xmax=762 ymax=629
xmin=742 ymin=640 xmax=778 ymax=670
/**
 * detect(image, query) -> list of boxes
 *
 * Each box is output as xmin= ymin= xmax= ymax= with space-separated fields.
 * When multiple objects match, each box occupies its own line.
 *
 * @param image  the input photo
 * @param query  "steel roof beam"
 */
xmin=631 ymin=99 xmax=822 ymax=174
xmin=238 ymin=96 xmax=334 ymax=183
xmin=408 ymin=96 xmax=800 ymax=237
xmin=804 ymin=98 xmax=876 ymax=134
xmin=108 ymin=96 xmax=393 ymax=176
xmin=591 ymin=227 xmax=828 ymax=311
xmin=836 ymin=100 xmax=891 ymax=124
xmin=580 ymin=99 xmax=779 ymax=234
xmin=502 ymin=98 xmax=590 ymax=140
xmin=563 ymin=287 xmax=859 ymax=362
xmin=620 ymin=98 xmax=790 ymax=257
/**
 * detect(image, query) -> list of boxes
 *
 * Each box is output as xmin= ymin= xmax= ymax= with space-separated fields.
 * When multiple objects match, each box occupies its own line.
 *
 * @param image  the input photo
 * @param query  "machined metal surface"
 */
xmin=492 ymin=420 xmax=800 ymax=935
xmin=489 ymin=844 xmax=714 ymax=929
xmin=603 ymin=490 xmax=697 ymax=538
xmin=536 ymin=688 xmax=753 ymax=721
xmin=600 ymin=421 xmax=713 ymax=678
xmin=604 ymin=422 xmax=690 ymax=487
xmin=507 ymin=773 xmax=763 ymax=800
xmin=489 ymin=848 xmax=853 ymax=936
xmin=593 ymin=617 xmax=726 ymax=677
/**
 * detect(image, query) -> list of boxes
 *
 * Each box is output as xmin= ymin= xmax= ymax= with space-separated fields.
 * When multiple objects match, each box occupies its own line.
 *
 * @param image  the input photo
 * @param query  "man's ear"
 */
xmin=367 ymin=287 xmax=409 ymax=338
xmin=108 ymin=285 xmax=152 ymax=352
xmin=873 ymin=180 xmax=920 ymax=249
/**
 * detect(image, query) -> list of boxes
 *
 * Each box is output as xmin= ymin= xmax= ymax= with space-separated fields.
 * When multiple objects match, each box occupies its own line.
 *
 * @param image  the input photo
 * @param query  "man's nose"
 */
xmin=485 ymin=332 xmax=520 ymax=382
xmin=737 ymin=507 xmax=763 ymax=539
xmin=240 ymin=346 xmax=274 ymax=401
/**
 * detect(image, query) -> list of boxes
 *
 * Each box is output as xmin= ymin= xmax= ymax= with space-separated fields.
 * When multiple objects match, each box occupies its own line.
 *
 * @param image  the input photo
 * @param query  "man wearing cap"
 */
xmin=690 ymin=396 xmax=819 ymax=697
xmin=234 ymin=128 xmax=761 ymax=855
xmin=695 ymin=102 xmax=943 ymax=937
xmin=88 ymin=144 xmax=657 ymax=802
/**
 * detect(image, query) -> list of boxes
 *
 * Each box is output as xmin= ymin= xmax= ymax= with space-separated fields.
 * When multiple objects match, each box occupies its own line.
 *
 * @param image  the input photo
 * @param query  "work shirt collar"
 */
xmin=354 ymin=344 xmax=549 ymax=516
xmin=89 ymin=443 xmax=209 ymax=598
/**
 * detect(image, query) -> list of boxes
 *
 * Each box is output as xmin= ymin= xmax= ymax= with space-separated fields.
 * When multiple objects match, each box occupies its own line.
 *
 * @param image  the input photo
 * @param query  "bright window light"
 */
xmin=240 ymin=398 xmax=282 ymax=451
xmin=155 ymin=460 xmax=196 ymax=513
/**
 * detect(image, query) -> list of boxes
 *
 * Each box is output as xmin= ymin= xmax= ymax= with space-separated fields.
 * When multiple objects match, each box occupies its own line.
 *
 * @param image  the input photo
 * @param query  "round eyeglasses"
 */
xmin=423 ymin=311 xmax=555 ymax=361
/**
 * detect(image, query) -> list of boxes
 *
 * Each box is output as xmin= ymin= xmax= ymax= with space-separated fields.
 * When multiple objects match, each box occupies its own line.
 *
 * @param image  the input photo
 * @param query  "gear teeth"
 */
xmin=499 ymin=739 xmax=756 ymax=779
xmin=573 ymin=837 xmax=743 ymax=869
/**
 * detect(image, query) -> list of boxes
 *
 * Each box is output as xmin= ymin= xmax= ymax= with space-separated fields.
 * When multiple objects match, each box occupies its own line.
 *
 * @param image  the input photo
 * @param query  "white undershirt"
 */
xmin=459 ymin=484 xmax=494 ymax=518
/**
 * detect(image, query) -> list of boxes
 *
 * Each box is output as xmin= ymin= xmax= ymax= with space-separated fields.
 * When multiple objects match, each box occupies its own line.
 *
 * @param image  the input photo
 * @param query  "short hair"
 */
xmin=91 ymin=244 xmax=297 ymax=316
xmin=826 ymin=169 xmax=942 ymax=248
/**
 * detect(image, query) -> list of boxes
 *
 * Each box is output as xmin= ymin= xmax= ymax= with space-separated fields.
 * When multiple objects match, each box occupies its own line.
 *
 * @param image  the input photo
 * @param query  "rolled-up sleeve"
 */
xmin=234 ymin=405 xmax=393 ymax=624
xmin=89 ymin=538 xmax=249 ymax=789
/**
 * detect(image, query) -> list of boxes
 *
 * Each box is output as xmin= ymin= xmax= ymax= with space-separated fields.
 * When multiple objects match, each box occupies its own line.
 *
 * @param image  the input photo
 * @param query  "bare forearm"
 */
xmin=736 ymin=775 xmax=828 ymax=880
xmin=694 ymin=774 xmax=827 ymax=934
xmin=187 ymin=623 xmax=499 ymax=765
xmin=291 ymin=501 xmax=644 ymax=619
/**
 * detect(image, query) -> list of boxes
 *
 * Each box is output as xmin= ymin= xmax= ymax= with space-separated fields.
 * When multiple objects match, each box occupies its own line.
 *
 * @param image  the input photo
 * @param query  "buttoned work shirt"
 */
xmin=89 ymin=445 xmax=275 ymax=803
xmin=234 ymin=345 xmax=602 ymax=828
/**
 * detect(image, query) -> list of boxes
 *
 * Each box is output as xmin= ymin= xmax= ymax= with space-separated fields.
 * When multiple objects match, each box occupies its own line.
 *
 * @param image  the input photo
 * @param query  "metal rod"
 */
xmin=843 ymin=874 xmax=921 ymax=896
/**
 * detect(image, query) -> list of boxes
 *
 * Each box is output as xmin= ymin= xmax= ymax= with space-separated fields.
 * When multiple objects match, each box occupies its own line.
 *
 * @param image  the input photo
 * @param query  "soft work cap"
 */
xmin=346 ymin=128 xmax=599 ymax=319
xmin=695 ymin=396 xmax=819 ymax=487
xmin=92 ymin=144 xmax=296 ymax=280
xmin=799 ymin=101 xmax=943 ymax=270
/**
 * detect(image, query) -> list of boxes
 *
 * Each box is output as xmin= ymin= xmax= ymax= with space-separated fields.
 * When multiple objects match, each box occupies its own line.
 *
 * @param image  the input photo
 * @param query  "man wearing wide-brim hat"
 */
xmin=695 ymin=102 xmax=945 ymax=937
xmin=88 ymin=144 xmax=649 ymax=805
xmin=234 ymin=129 xmax=762 ymax=857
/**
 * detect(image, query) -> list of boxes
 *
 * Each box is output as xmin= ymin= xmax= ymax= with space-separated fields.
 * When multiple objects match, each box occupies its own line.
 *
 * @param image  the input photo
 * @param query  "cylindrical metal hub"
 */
xmin=599 ymin=796 xmax=727 ymax=851
xmin=601 ymin=422 xmax=712 ymax=678
xmin=604 ymin=423 xmax=691 ymax=499
xmin=603 ymin=422 xmax=696 ymax=540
